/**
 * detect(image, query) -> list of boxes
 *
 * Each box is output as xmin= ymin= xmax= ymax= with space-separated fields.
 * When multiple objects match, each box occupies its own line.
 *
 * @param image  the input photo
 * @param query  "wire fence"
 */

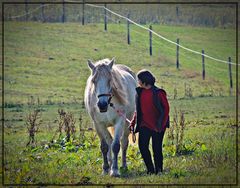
xmin=4 ymin=2 xmax=237 ymax=65
xmin=3 ymin=2 xmax=238 ymax=94
xmin=4 ymin=2 xmax=237 ymax=26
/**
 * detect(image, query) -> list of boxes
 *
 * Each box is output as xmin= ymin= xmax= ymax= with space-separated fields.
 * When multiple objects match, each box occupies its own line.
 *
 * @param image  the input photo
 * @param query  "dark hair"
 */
xmin=137 ymin=70 xmax=156 ymax=86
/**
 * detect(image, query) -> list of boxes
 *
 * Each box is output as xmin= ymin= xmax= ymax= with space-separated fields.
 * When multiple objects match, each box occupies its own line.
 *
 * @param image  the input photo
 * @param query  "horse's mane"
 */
xmin=89 ymin=59 xmax=135 ymax=105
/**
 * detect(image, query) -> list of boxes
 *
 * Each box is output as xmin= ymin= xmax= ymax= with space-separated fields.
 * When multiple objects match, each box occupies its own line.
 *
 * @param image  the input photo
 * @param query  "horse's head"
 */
xmin=87 ymin=58 xmax=115 ymax=113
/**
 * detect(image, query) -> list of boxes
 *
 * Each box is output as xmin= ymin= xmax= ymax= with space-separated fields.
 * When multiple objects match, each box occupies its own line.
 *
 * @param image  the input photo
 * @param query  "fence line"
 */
xmin=96 ymin=9 xmax=236 ymax=80
xmin=96 ymin=9 xmax=235 ymax=88
xmin=105 ymin=12 xmax=172 ymax=55
xmin=6 ymin=4 xmax=50 ymax=19
xmin=151 ymin=33 xmax=236 ymax=80
xmin=4 ymin=3 xmax=236 ymax=93
xmin=90 ymin=11 xmax=155 ymax=54
xmin=4 ymin=2 xmax=237 ymax=67
xmin=80 ymin=8 xmax=235 ymax=72
xmin=85 ymin=4 xmax=237 ymax=92
xmin=83 ymin=9 xmax=235 ymax=82
xmin=85 ymin=3 xmax=237 ymax=66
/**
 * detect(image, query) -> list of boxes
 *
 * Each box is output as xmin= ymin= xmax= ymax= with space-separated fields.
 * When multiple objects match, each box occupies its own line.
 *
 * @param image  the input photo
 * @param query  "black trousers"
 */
xmin=138 ymin=126 xmax=165 ymax=174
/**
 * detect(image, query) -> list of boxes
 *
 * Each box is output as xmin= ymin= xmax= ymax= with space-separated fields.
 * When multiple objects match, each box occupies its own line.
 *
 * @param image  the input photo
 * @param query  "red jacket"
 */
xmin=131 ymin=86 xmax=169 ymax=133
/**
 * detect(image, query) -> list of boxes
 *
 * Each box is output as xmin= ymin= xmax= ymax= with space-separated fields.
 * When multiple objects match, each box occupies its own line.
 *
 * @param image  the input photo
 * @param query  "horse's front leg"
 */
xmin=95 ymin=124 xmax=112 ymax=175
xmin=110 ymin=118 xmax=124 ymax=177
xmin=100 ymin=139 xmax=110 ymax=175
xmin=121 ymin=126 xmax=130 ymax=170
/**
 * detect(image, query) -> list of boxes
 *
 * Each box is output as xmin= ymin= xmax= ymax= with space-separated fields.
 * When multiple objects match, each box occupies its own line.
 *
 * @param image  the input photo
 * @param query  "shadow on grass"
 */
xmin=120 ymin=170 xmax=147 ymax=179
xmin=119 ymin=167 xmax=167 ymax=179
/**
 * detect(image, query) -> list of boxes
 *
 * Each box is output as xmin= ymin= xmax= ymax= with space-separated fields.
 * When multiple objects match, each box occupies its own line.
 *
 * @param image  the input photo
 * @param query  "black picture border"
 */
xmin=2 ymin=0 xmax=238 ymax=186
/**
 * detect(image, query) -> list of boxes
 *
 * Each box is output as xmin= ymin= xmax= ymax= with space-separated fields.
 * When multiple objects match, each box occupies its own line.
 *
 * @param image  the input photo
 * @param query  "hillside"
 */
xmin=2 ymin=22 xmax=238 ymax=185
xmin=4 ymin=22 xmax=237 ymax=105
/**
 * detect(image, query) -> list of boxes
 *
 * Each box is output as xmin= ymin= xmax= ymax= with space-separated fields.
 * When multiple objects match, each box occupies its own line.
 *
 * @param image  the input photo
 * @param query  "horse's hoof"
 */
xmin=110 ymin=169 xmax=120 ymax=177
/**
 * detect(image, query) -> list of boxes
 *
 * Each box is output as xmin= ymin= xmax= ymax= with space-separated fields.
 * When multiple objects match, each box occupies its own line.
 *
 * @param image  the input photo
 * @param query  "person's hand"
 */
xmin=129 ymin=120 xmax=135 ymax=132
xmin=129 ymin=112 xmax=136 ymax=132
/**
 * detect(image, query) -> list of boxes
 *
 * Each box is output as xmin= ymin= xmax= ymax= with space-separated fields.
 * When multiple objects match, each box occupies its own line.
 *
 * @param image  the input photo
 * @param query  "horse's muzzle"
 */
xmin=97 ymin=101 xmax=108 ymax=113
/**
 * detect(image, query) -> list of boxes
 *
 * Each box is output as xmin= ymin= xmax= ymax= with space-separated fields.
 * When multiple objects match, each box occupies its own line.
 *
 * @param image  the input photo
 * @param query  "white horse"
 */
xmin=84 ymin=58 xmax=136 ymax=177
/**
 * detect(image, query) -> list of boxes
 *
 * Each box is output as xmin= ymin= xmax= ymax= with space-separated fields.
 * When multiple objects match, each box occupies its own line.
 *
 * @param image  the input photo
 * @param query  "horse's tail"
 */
xmin=107 ymin=127 xmax=138 ymax=145
xmin=128 ymin=132 xmax=139 ymax=145
xmin=108 ymin=127 xmax=114 ymax=140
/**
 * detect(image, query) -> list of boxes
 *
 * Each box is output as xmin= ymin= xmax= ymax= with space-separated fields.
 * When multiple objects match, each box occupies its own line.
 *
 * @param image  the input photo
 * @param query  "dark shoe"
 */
xmin=155 ymin=167 xmax=163 ymax=175
xmin=146 ymin=164 xmax=155 ymax=175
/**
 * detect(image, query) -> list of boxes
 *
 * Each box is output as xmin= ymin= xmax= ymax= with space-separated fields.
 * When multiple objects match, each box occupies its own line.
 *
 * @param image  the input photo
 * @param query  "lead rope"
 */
xmin=109 ymin=103 xmax=136 ymax=143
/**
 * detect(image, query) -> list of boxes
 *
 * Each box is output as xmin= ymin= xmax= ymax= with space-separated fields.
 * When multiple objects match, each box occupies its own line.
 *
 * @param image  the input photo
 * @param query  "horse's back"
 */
xmin=115 ymin=64 xmax=136 ymax=80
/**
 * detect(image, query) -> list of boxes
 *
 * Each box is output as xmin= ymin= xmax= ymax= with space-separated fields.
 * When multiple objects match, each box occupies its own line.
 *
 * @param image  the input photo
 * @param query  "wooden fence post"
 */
xmin=62 ymin=0 xmax=65 ymax=23
xmin=228 ymin=57 xmax=233 ymax=95
xmin=104 ymin=4 xmax=107 ymax=31
xmin=176 ymin=38 xmax=180 ymax=69
xmin=176 ymin=6 xmax=179 ymax=17
xmin=202 ymin=49 xmax=205 ymax=80
xmin=127 ymin=13 xmax=130 ymax=44
xmin=149 ymin=25 xmax=152 ymax=56
xmin=25 ymin=0 xmax=28 ymax=21
xmin=41 ymin=3 xmax=45 ymax=22
xmin=82 ymin=0 xmax=85 ymax=25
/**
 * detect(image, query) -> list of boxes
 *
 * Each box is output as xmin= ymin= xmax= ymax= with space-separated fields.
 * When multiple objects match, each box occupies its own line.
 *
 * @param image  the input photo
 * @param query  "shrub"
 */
xmin=52 ymin=109 xmax=76 ymax=142
xmin=25 ymin=109 xmax=42 ymax=147
xmin=167 ymin=107 xmax=185 ymax=154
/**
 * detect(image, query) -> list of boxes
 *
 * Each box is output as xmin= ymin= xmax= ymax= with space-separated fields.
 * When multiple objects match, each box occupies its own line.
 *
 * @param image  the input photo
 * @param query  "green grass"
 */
xmin=3 ymin=97 xmax=237 ymax=185
xmin=2 ymin=22 xmax=238 ymax=185
xmin=4 ymin=22 xmax=237 ymax=104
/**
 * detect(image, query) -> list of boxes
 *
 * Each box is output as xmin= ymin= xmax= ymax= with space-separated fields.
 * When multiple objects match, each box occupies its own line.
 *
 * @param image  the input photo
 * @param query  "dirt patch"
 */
xmin=182 ymin=70 xmax=200 ymax=79
xmin=214 ymin=115 xmax=229 ymax=119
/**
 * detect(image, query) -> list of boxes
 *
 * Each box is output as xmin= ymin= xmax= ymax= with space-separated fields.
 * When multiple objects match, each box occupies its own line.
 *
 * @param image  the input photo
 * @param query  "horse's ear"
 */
xmin=108 ymin=58 xmax=115 ymax=69
xmin=87 ymin=59 xmax=95 ymax=70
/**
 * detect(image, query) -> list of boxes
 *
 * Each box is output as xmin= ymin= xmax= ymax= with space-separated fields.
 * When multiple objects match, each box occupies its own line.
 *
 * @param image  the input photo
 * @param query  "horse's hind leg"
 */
xmin=121 ymin=128 xmax=129 ymax=170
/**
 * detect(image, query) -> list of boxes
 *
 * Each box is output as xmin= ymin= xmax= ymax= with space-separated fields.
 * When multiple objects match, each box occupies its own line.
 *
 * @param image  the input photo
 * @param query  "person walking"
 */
xmin=130 ymin=69 xmax=170 ymax=175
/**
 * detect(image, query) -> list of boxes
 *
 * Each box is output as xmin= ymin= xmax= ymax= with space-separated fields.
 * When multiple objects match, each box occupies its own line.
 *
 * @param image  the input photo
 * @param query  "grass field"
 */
xmin=2 ymin=21 xmax=239 ymax=186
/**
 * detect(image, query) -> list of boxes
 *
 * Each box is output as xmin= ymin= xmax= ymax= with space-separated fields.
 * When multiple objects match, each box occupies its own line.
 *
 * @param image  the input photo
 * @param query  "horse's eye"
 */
xmin=91 ymin=75 xmax=97 ymax=84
